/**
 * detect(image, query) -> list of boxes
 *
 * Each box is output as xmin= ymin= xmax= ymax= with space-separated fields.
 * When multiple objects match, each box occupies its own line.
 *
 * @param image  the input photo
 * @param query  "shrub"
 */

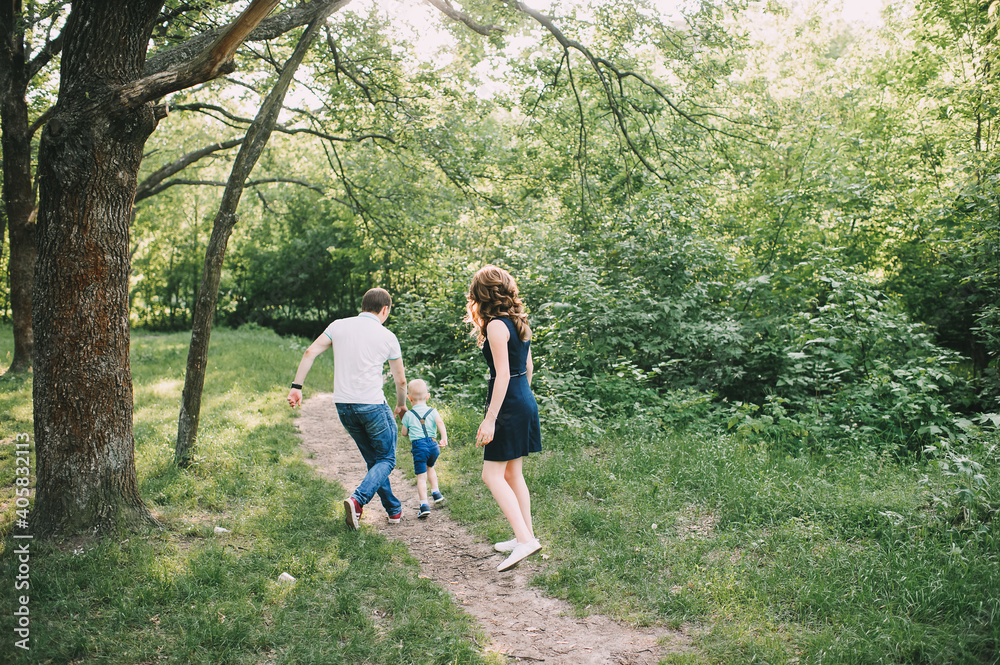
xmin=773 ymin=256 xmax=974 ymax=452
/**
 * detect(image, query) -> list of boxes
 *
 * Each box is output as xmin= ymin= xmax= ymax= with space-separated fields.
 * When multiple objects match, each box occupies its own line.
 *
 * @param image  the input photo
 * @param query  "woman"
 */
xmin=466 ymin=265 xmax=542 ymax=571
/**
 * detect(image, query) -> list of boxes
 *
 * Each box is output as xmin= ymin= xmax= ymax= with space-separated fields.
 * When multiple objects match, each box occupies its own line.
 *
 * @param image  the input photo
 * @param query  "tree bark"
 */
xmin=31 ymin=0 xmax=165 ymax=537
xmin=175 ymin=0 xmax=345 ymax=465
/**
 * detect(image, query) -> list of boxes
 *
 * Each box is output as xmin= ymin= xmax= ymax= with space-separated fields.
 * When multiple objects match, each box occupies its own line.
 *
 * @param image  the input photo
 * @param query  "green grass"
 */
xmin=440 ymin=408 xmax=1000 ymax=664
xmin=3 ymin=323 xmax=998 ymax=664
xmin=1 ymin=324 xmax=493 ymax=664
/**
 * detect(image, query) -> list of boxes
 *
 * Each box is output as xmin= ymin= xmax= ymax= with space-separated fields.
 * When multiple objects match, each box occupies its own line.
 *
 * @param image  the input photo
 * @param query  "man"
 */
xmin=287 ymin=288 xmax=408 ymax=529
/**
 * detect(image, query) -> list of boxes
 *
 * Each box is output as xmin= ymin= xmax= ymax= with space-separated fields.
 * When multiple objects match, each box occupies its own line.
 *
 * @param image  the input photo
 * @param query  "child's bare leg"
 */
xmin=482 ymin=460 xmax=532 ymax=543
xmin=426 ymin=466 xmax=439 ymax=494
xmin=416 ymin=472 xmax=429 ymax=504
xmin=503 ymin=457 xmax=534 ymax=539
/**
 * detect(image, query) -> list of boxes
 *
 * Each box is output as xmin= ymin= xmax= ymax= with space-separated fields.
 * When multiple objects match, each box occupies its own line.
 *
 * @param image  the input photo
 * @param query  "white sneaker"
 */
xmin=493 ymin=537 xmax=518 ymax=553
xmin=497 ymin=539 xmax=541 ymax=572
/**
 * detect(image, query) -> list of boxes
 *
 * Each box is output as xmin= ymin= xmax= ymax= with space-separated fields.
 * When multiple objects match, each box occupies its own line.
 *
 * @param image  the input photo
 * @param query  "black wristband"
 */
xmin=290 ymin=383 xmax=302 ymax=390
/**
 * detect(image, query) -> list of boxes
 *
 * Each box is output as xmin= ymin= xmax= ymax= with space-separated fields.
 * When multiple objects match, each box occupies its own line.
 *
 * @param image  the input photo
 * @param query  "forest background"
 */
xmin=1 ymin=0 xmax=999 ymax=662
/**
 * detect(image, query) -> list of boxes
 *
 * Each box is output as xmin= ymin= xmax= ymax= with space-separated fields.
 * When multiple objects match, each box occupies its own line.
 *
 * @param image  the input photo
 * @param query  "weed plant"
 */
xmin=0 ymin=325 xmax=491 ymax=664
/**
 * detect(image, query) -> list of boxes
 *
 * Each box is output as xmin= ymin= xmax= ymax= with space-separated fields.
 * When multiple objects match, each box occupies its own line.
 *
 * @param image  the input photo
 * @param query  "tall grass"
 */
xmin=438 ymin=405 xmax=1000 ymax=664
xmin=1 ymin=325 xmax=492 ymax=664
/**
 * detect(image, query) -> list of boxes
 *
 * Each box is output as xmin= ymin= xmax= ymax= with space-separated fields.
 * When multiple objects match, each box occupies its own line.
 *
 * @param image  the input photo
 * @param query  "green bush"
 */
xmin=772 ymin=256 xmax=973 ymax=452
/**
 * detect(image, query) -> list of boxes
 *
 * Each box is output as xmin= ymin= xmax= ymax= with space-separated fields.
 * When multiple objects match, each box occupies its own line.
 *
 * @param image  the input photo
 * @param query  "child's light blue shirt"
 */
xmin=402 ymin=405 xmax=438 ymax=441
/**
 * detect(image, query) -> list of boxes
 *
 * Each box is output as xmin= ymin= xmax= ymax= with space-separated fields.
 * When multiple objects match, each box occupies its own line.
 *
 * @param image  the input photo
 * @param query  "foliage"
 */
xmin=921 ymin=421 xmax=1000 ymax=528
xmin=765 ymin=253 xmax=975 ymax=452
xmin=121 ymin=0 xmax=998 ymax=458
xmin=221 ymin=192 xmax=380 ymax=338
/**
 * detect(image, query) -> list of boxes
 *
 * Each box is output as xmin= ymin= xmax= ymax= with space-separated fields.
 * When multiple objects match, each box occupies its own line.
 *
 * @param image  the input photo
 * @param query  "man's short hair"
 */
xmin=361 ymin=288 xmax=392 ymax=314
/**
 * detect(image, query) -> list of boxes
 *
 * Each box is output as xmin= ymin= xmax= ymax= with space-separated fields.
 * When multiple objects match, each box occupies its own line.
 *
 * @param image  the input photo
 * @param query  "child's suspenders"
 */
xmin=408 ymin=407 xmax=435 ymax=439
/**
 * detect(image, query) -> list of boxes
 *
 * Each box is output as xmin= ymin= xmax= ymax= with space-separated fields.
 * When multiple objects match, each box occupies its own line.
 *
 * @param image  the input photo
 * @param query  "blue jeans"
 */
xmin=336 ymin=402 xmax=402 ymax=516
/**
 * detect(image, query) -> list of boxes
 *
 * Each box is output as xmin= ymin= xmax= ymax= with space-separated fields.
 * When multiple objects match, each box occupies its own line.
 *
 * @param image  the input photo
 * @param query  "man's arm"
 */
xmin=287 ymin=335 xmax=332 ymax=408
xmin=388 ymin=356 xmax=407 ymax=418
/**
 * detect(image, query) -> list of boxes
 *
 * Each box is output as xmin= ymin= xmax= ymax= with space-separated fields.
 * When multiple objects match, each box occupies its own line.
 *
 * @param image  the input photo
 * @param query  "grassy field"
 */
xmin=1 ymin=326 xmax=492 ymax=664
xmin=2 ymin=324 xmax=999 ymax=664
xmin=438 ymin=409 xmax=1000 ymax=664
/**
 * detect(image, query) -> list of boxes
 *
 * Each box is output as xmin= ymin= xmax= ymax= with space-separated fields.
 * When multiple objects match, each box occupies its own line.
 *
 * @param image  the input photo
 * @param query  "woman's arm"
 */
xmin=526 ymin=348 xmax=533 ymax=385
xmin=476 ymin=319 xmax=510 ymax=446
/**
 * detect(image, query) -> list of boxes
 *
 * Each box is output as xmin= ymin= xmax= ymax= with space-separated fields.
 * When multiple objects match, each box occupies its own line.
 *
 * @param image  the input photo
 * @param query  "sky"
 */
xmin=363 ymin=0 xmax=886 ymax=36
xmin=353 ymin=0 xmax=886 ymax=63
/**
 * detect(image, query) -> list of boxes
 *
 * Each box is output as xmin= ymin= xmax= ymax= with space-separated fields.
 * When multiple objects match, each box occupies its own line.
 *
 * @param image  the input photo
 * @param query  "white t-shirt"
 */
xmin=324 ymin=312 xmax=402 ymax=404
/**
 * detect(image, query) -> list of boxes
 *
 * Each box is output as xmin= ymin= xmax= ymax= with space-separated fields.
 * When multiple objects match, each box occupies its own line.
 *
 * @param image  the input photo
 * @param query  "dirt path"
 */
xmin=295 ymin=393 xmax=691 ymax=664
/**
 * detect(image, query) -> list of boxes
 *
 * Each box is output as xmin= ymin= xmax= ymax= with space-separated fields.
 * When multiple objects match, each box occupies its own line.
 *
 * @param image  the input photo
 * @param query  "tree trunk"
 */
xmin=8 ymin=208 xmax=35 ymax=372
xmin=175 ymin=2 xmax=343 ymax=465
xmin=26 ymin=0 xmax=321 ymax=537
xmin=0 ymin=2 xmax=36 ymax=373
xmin=30 ymin=0 xmax=165 ymax=538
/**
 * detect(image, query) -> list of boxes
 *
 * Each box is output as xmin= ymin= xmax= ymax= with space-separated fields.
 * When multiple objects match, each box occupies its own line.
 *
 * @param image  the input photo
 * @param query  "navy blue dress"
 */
xmin=482 ymin=317 xmax=542 ymax=462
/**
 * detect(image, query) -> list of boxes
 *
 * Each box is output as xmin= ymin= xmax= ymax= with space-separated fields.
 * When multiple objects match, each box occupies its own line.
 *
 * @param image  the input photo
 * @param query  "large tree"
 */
xmin=28 ymin=0 xmax=295 ymax=538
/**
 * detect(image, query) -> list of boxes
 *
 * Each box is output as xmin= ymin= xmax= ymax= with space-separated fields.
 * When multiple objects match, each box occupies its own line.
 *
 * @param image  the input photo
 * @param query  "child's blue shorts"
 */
xmin=410 ymin=437 xmax=440 ymax=475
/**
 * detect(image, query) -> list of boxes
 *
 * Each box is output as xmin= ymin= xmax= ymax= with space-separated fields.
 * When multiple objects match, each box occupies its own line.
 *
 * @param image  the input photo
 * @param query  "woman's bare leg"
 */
xmin=503 ymin=457 xmax=533 ymax=539
xmin=482 ymin=460 xmax=533 ymax=543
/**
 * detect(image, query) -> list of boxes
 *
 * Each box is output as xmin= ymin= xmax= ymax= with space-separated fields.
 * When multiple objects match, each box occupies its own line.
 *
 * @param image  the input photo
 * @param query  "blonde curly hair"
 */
xmin=465 ymin=265 xmax=532 ymax=347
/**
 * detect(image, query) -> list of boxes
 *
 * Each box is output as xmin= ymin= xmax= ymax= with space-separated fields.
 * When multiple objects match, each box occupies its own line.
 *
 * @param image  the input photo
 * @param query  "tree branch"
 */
xmin=509 ymin=1 xmax=712 ymax=131
xmin=28 ymin=107 xmax=54 ymax=139
xmin=246 ymin=177 xmax=324 ymax=194
xmin=119 ymin=0 xmax=288 ymax=109
xmin=26 ymin=29 xmax=65 ymax=80
xmin=420 ymin=0 xmax=504 ymax=36
xmin=135 ymin=138 xmax=245 ymax=202
xmin=503 ymin=0 xmax=765 ymax=182
xmin=170 ymin=102 xmax=256 ymax=127
xmin=143 ymin=0 xmax=348 ymax=76
xmin=278 ymin=125 xmax=394 ymax=144
xmin=135 ymin=176 xmax=324 ymax=201
xmin=167 ymin=102 xmax=393 ymax=144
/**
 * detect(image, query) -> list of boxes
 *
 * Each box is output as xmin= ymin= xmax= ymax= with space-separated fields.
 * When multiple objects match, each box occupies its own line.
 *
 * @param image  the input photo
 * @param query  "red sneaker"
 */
xmin=344 ymin=497 xmax=362 ymax=530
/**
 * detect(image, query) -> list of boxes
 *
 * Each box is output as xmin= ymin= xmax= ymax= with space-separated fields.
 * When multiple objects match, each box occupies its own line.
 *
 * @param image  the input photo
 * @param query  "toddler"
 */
xmin=400 ymin=379 xmax=448 ymax=518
